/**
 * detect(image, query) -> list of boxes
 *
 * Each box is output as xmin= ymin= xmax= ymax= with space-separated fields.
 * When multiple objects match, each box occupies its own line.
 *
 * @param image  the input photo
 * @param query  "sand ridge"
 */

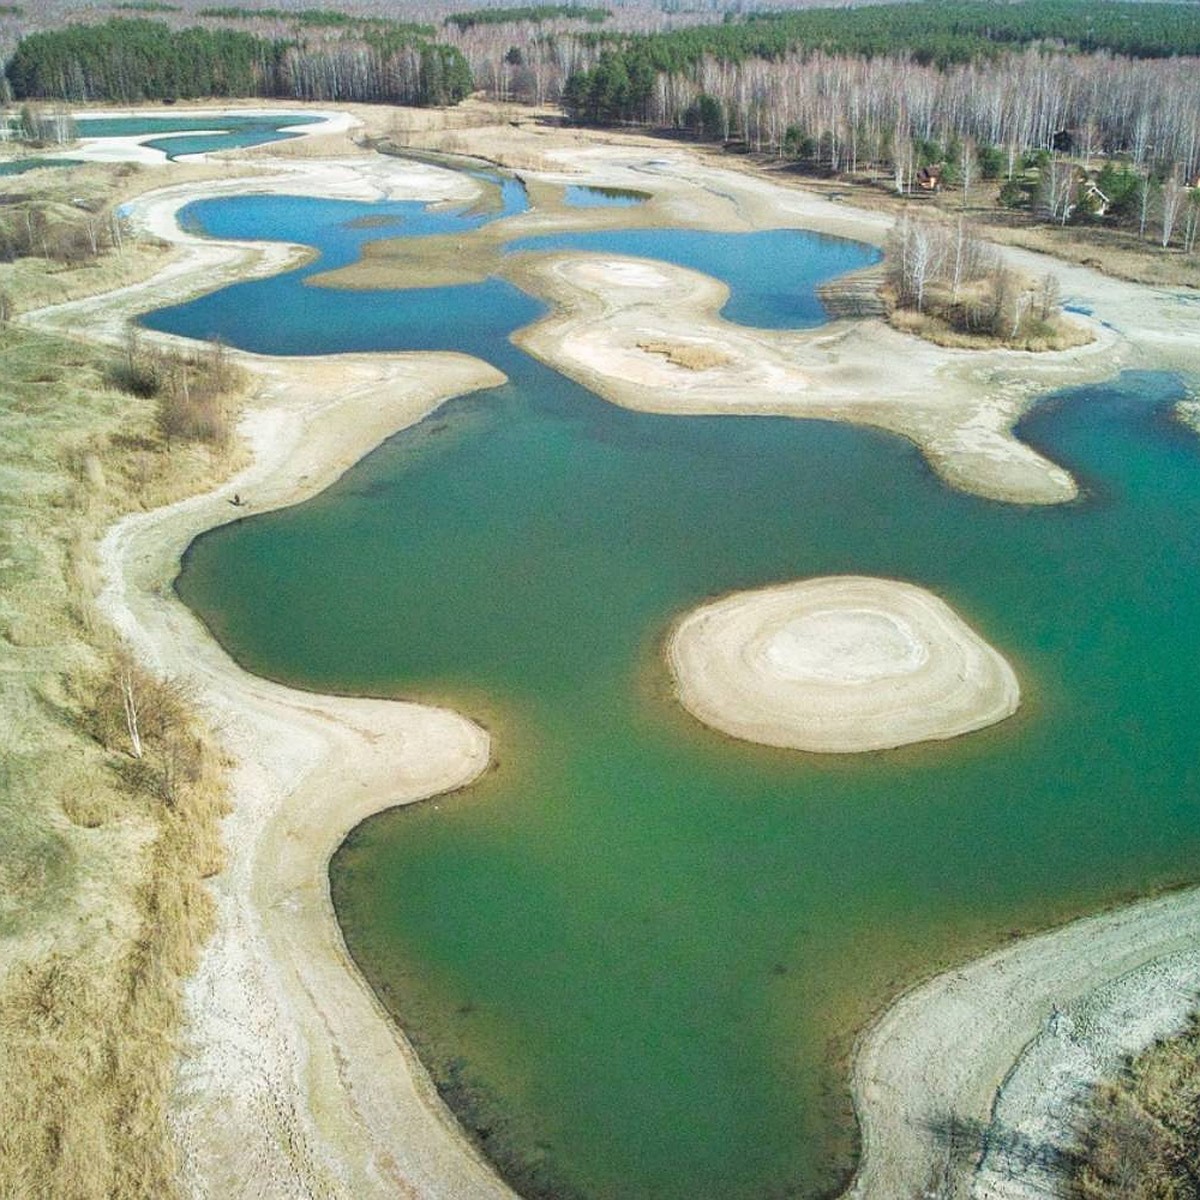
xmin=668 ymin=576 xmax=1019 ymax=753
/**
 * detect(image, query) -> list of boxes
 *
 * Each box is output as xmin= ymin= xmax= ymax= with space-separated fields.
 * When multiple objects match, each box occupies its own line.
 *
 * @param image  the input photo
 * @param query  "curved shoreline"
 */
xmin=846 ymin=886 xmax=1200 ymax=1199
xmin=506 ymin=249 xmax=1117 ymax=506
xmin=24 ymin=113 xmax=1200 ymax=1199
xmin=97 ymin=348 xmax=518 ymax=1199
xmin=23 ymin=148 xmax=520 ymax=1197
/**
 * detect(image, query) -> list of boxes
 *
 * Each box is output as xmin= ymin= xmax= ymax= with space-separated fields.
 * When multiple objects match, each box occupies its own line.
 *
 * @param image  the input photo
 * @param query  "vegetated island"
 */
xmin=667 ymin=576 xmax=1019 ymax=753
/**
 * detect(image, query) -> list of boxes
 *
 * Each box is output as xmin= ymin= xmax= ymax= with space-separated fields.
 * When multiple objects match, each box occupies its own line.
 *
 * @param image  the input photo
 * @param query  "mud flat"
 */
xmin=668 ymin=576 xmax=1019 ymax=753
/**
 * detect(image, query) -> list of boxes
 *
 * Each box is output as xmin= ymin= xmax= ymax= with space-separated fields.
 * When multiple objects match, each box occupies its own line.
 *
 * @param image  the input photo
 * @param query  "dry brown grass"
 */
xmin=983 ymin=221 xmax=1200 ymax=291
xmin=0 ymin=198 xmax=245 ymax=1196
xmin=1071 ymin=1016 xmax=1200 ymax=1199
xmin=888 ymin=306 xmax=1094 ymax=352
xmin=637 ymin=339 xmax=732 ymax=370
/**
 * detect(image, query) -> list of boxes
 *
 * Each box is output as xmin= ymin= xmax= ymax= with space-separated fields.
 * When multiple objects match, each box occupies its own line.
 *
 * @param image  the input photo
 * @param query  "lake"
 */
xmin=147 ymin=173 xmax=1199 ymax=1200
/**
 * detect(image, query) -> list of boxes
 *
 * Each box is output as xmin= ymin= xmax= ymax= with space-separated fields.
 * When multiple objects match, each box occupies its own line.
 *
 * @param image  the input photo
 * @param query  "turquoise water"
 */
xmin=508 ymin=227 xmax=877 ymax=328
xmin=156 ymin=186 xmax=1200 ymax=1199
xmin=76 ymin=113 xmax=321 ymax=158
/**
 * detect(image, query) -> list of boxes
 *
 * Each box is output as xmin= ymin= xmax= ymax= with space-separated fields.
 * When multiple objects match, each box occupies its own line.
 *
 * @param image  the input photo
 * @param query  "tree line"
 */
xmin=195 ymin=7 xmax=434 ymax=35
xmin=3 ymin=17 xmax=473 ymax=107
xmin=560 ymin=47 xmax=1200 ymax=196
xmin=570 ymin=0 xmax=1200 ymax=77
xmin=446 ymin=6 xmax=610 ymax=33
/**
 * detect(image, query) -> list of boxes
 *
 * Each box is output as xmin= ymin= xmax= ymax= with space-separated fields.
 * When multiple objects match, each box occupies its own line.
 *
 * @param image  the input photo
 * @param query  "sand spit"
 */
xmin=508 ymin=251 xmax=1116 ymax=506
xmin=39 ymin=107 xmax=358 ymax=167
xmin=19 ymin=155 xmax=482 ymax=350
xmin=96 ymin=348 xmax=518 ymax=1200
xmin=669 ymin=577 xmax=1019 ymax=753
xmin=25 ymin=110 xmax=1200 ymax=1200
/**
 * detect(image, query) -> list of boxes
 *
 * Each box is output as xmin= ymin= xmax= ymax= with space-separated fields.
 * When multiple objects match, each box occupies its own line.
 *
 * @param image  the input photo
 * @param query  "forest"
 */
xmin=3 ymin=16 xmax=473 ymax=106
xmin=3 ymin=0 xmax=1200 ymax=239
xmin=445 ymin=6 xmax=610 ymax=32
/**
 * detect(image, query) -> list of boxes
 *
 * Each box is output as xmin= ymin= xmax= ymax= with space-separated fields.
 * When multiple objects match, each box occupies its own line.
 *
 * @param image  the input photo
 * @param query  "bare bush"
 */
xmin=1071 ymin=1017 xmax=1200 ymax=1199
xmin=107 ymin=337 xmax=243 ymax=450
xmin=885 ymin=211 xmax=1082 ymax=347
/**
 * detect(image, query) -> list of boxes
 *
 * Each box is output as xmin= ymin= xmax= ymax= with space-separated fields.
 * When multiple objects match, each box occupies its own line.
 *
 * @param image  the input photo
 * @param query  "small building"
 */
xmin=1077 ymin=177 xmax=1111 ymax=217
xmin=916 ymin=164 xmax=943 ymax=192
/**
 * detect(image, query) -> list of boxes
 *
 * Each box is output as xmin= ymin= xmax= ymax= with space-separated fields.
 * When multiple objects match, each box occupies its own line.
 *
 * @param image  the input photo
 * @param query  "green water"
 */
xmin=161 ymin=189 xmax=1200 ymax=1199
xmin=0 ymin=157 xmax=84 ymax=175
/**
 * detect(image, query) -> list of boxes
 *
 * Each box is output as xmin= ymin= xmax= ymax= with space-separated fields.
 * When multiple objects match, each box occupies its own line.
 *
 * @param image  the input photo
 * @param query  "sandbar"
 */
xmin=508 ymin=250 xmax=1115 ymax=506
xmin=669 ymin=576 xmax=1019 ymax=753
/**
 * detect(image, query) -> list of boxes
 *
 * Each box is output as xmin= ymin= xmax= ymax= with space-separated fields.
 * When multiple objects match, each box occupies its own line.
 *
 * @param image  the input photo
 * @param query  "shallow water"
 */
xmin=155 ymin=181 xmax=1200 ymax=1199
xmin=76 ymin=112 xmax=321 ymax=158
xmin=563 ymin=184 xmax=651 ymax=207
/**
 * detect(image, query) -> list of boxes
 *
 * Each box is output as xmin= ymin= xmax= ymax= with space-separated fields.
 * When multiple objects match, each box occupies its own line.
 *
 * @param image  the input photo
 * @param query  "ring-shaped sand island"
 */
xmin=668 ymin=576 xmax=1020 ymax=752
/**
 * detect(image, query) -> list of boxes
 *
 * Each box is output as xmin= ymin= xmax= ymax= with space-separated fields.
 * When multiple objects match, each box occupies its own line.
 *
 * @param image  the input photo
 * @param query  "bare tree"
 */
xmin=1040 ymin=157 xmax=1076 ymax=225
xmin=118 ymin=652 xmax=143 ymax=760
xmin=1160 ymin=173 xmax=1186 ymax=248
xmin=1038 ymin=272 xmax=1061 ymax=321
xmin=1138 ymin=174 xmax=1155 ymax=240
xmin=887 ymin=211 xmax=952 ymax=312
xmin=1184 ymin=193 xmax=1200 ymax=254
xmin=959 ymin=134 xmax=975 ymax=207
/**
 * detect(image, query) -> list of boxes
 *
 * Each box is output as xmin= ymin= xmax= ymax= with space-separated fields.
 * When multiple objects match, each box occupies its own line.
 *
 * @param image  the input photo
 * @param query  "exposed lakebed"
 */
xmin=147 ymin=176 xmax=1200 ymax=1200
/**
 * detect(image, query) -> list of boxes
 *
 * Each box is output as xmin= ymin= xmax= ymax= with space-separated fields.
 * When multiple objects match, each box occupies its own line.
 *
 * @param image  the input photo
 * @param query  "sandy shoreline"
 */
xmin=25 ymin=110 xmax=1200 ymax=1199
xmin=22 ymin=146 xmax=519 ymax=1198
xmin=97 ymin=347 xmax=518 ymax=1200
xmin=668 ymin=576 xmax=1019 ymax=753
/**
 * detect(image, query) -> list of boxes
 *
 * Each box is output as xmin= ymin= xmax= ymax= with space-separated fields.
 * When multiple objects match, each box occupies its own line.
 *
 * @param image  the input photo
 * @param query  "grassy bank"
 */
xmin=0 ymin=190 xmax=245 ymax=1194
xmin=1071 ymin=1017 xmax=1200 ymax=1198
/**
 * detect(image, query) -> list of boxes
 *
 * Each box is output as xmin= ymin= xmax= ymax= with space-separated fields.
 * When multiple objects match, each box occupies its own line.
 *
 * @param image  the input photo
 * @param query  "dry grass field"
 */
xmin=0 ymin=168 xmax=246 ymax=1198
xmin=1071 ymin=1018 xmax=1200 ymax=1199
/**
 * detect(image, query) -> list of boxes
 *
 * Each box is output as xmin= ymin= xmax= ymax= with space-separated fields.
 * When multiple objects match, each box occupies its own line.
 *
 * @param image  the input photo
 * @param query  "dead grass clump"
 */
xmin=1071 ymin=1015 xmax=1200 ymax=1199
xmin=0 ymin=649 xmax=231 ymax=1198
xmin=107 ymin=335 xmax=245 ymax=451
xmin=638 ymin=340 xmax=732 ymax=370
xmin=888 ymin=306 xmax=1093 ymax=352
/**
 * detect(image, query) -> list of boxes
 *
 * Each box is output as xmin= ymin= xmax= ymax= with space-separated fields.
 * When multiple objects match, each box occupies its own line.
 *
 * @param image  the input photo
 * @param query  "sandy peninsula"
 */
xmin=668 ymin=576 xmax=1019 ymax=753
xmin=23 ymin=107 xmax=1200 ymax=1200
xmin=507 ymin=249 xmax=1114 ymax=506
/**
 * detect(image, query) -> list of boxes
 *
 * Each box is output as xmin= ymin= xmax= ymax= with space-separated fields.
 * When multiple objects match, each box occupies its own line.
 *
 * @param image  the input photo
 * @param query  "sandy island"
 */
xmin=21 ymin=107 xmax=1200 ymax=1200
xmin=669 ymin=577 xmax=1019 ymax=753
